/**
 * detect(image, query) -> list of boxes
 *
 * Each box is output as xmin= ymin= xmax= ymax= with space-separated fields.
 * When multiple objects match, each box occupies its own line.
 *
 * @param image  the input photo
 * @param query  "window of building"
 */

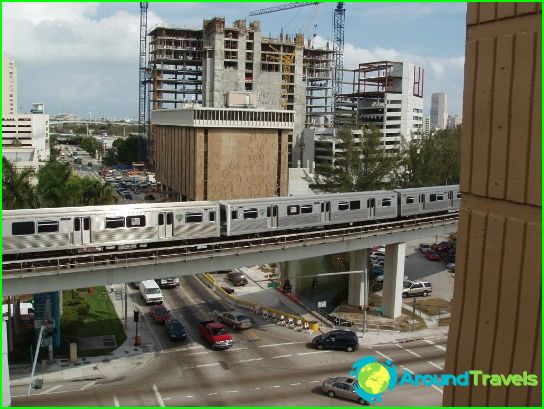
xmin=350 ymin=200 xmax=360 ymax=210
xmin=126 ymin=215 xmax=146 ymax=227
xmin=105 ymin=217 xmax=125 ymax=229
xmin=37 ymin=220 xmax=59 ymax=233
xmin=12 ymin=221 xmax=35 ymax=236
xmin=287 ymin=205 xmax=300 ymax=216
xmin=243 ymin=208 xmax=258 ymax=219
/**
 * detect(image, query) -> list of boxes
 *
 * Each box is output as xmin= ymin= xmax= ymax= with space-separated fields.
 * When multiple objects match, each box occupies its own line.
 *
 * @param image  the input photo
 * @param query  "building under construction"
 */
xmin=148 ymin=18 xmax=334 ymax=167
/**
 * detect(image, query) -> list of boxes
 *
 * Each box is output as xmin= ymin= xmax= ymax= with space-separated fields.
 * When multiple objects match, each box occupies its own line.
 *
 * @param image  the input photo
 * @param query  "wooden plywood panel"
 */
xmin=472 ymin=37 xmax=496 ymax=196
xmin=444 ymin=208 xmax=471 ymax=406
xmin=526 ymin=32 xmax=541 ymax=206
xmin=517 ymin=2 xmax=540 ymax=15
xmin=488 ymin=35 xmax=514 ymax=199
xmin=460 ymin=41 xmax=478 ymax=192
xmin=507 ymin=32 xmax=535 ymax=203
xmin=471 ymin=213 xmax=505 ymax=405
xmin=453 ymin=210 xmax=487 ymax=404
xmin=487 ymin=218 xmax=526 ymax=405
xmin=509 ymin=221 xmax=541 ymax=405
xmin=467 ymin=3 xmax=479 ymax=26
xmin=479 ymin=3 xmax=497 ymax=23
xmin=497 ymin=3 xmax=517 ymax=19
xmin=528 ymin=319 xmax=541 ymax=406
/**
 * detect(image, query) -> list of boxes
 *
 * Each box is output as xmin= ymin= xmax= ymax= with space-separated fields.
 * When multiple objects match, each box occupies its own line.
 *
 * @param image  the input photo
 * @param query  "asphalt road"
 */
xmin=11 ymin=276 xmax=447 ymax=407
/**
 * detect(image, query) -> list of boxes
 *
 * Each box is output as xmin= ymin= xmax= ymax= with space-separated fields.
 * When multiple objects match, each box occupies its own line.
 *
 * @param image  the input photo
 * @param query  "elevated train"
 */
xmin=3 ymin=185 xmax=460 ymax=258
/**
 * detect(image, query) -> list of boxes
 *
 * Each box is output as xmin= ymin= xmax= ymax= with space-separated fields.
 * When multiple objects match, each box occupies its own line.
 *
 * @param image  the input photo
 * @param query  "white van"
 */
xmin=139 ymin=280 xmax=163 ymax=304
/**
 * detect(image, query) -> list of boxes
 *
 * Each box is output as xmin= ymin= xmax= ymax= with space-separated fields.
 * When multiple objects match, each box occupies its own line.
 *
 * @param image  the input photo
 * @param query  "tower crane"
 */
xmin=138 ymin=2 xmax=149 ymax=162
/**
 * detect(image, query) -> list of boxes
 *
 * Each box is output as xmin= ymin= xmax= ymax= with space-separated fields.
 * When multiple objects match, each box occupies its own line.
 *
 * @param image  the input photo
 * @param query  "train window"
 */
xmin=83 ymin=218 xmax=90 ymax=230
xmin=457 ymin=192 xmax=462 ymax=199
xmin=126 ymin=215 xmax=146 ymax=228
xmin=244 ymin=209 xmax=258 ymax=219
xmin=74 ymin=218 xmax=81 ymax=231
xmin=186 ymin=212 xmax=203 ymax=223
xmin=437 ymin=194 xmax=444 ymax=201
xmin=430 ymin=194 xmax=437 ymax=202
xmin=287 ymin=205 xmax=300 ymax=216
xmin=37 ymin=221 xmax=59 ymax=233
xmin=338 ymin=202 xmax=349 ymax=211
xmin=220 ymin=208 xmax=227 ymax=222
xmin=105 ymin=217 xmax=125 ymax=229
xmin=382 ymin=198 xmax=392 ymax=207
xmin=209 ymin=211 xmax=216 ymax=222
xmin=301 ymin=205 xmax=313 ymax=214
xmin=231 ymin=210 xmax=238 ymax=220
xmin=406 ymin=196 xmax=415 ymax=204
xmin=158 ymin=214 xmax=164 ymax=225
xmin=350 ymin=200 xmax=360 ymax=210
xmin=321 ymin=203 xmax=325 ymax=212
xmin=267 ymin=207 xmax=271 ymax=217
xmin=167 ymin=213 xmax=173 ymax=225
xmin=12 ymin=221 xmax=35 ymax=236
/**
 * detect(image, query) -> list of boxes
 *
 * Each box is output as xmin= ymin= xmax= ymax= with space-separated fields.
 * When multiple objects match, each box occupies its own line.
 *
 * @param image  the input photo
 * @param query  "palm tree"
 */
xmin=2 ymin=157 xmax=38 ymax=209
xmin=74 ymin=177 xmax=118 ymax=206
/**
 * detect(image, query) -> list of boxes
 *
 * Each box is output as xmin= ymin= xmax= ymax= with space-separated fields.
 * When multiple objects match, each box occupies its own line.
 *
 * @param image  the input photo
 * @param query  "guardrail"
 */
xmin=198 ymin=273 xmax=319 ymax=332
xmin=2 ymin=213 xmax=458 ymax=277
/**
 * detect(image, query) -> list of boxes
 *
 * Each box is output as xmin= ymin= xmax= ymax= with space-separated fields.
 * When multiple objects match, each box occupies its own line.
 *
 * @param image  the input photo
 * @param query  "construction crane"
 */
xmin=332 ymin=2 xmax=345 ymax=118
xmin=138 ymin=2 xmax=148 ymax=161
xmin=249 ymin=2 xmax=319 ymax=16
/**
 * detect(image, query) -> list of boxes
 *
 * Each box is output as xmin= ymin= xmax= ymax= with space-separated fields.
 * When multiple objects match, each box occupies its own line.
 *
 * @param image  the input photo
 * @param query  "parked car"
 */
xmin=375 ymin=274 xmax=408 ymax=283
xmin=198 ymin=320 xmax=233 ymax=349
xmin=425 ymin=250 xmax=440 ymax=261
xmin=402 ymin=280 xmax=432 ymax=298
xmin=87 ymin=162 xmax=93 ymax=167
xmin=165 ymin=318 xmax=187 ymax=341
xmin=432 ymin=241 xmax=452 ymax=252
xmin=227 ymin=271 xmax=248 ymax=286
xmin=312 ymin=330 xmax=359 ymax=352
xmin=419 ymin=243 xmax=431 ymax=253
xmin=447 ymin=263 xmax=456 ymax=272
xmin=322 ymin=377 xmax=369 ymax=405
xmin=150 ymin=305 xmax=170 ymax=324
xmin=217 ymin=312 xmax=253 ymax=330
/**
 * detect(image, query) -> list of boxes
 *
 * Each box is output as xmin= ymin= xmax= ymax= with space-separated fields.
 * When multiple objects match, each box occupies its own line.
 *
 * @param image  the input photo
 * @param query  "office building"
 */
xmin=2 ymin=52 xmax=17 ymax=117
xmin=430 ymin=92 xmax=447 ymax=131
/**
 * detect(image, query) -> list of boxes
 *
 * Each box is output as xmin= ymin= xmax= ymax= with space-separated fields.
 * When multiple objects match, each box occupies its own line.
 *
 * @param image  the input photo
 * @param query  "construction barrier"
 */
xmin=199 ymin=273 xmax=318 ymax=332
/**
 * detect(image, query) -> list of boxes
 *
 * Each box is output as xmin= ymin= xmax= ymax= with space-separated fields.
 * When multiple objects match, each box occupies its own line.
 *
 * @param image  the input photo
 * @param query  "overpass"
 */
xmin=3 ymin=213 xmax=457 ymax=318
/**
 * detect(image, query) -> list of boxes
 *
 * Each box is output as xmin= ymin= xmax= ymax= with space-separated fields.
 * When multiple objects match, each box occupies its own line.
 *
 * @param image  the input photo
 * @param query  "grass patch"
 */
xmin=415 ymin=298 xmax=451 ymax=316
xmin=81 ymin=286 xmax=126 ymax=347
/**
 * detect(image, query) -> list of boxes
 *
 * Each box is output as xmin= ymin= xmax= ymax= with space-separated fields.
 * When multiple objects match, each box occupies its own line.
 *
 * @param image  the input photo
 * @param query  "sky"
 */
xmin=2 ymin=2 xmax=466 ymax=119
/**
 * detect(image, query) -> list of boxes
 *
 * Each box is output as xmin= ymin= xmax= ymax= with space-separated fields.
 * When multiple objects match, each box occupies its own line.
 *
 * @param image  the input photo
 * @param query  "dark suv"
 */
xmin=312 ymin=330 xmax=359 ymax=352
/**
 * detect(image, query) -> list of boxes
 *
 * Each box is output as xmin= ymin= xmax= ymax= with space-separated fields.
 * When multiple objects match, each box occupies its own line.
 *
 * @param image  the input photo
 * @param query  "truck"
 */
xmin=139 ymin=280 xmax=163 ymax=304
xmin=198 ymin=320 xmax=233 ymax=349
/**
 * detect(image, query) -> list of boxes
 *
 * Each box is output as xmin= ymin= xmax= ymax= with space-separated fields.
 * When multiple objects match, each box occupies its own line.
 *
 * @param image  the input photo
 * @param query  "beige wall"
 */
xmin=444 ymin=3 xmax=541 ymax=406
xmin=153 ymin=125 xmax=288 ymax=201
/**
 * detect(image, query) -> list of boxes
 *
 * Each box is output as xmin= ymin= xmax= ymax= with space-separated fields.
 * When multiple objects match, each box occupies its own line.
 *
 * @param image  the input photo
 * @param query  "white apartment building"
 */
xmin=430 ymin=92 xmax=448 ymax=131
xmin=2 ymin=52 xmax=17 ymax=117
xmin=423 ymin=115 xmax=431 ymax=137
xmin=2 ymin=111 xmax=50 ymax=165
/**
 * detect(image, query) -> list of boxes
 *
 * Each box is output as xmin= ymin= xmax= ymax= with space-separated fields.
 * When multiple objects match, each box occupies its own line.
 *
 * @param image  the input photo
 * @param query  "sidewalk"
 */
xmin=10 ymin=284 xmax=157 ymax=387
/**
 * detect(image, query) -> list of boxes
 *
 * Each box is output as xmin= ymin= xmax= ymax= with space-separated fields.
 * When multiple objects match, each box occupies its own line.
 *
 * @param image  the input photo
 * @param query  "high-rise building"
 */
xmin=422 ymin=115 xmax=431 ymax=136
xmin=148 ymin=18 xmax=334 ymax=168
xmin=447 ymin=114 xmax=462 ymax=129
xmin=430 ymin=92 xmax=447 ymax=131
xmin=2 ymin=52 xmax=17 ymax=117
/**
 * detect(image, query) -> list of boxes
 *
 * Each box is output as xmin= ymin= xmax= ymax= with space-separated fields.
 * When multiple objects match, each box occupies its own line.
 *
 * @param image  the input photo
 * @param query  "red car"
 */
xmin=150 ymin=305 xmax=170 ymax=324
xmin=425 ymin=250 xmax=440 ymax=261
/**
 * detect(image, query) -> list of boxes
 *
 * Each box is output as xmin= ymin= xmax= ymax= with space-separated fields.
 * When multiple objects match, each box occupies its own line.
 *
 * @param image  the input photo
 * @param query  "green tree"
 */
xmin=2 ymin=157 xmax=38 ymax=209
xmin=80 ymin=136 xmax=100 ymax=156
xmin=36 ymin=160 xmax=73 ymax=207
xmin=115 ymin=135 xmax=147 ymax=164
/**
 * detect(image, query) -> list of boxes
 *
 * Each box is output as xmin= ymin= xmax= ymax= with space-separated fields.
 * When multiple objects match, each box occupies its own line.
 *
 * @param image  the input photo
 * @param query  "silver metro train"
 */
xmin=2 ymin=185 xmax=460 ymax=256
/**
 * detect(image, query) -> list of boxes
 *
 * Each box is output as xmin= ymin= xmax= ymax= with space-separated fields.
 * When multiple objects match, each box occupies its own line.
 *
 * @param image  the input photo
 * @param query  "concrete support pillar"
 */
xmin=348 ymin=249 xmax=370 ymax=307
xmin=382 ymin=243 xmax=406 ymax=319
xmin=3 ymin=318 xmax=12 ymax=406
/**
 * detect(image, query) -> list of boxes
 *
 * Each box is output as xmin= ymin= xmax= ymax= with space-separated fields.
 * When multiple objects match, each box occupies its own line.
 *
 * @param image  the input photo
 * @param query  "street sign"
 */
xmin=268 ymin=282 xmax=279 ymax=288
xmin=317 ymin=301 xmax=327 ymax=308
xmin=375 ymin=306 xmax=384 ymax=313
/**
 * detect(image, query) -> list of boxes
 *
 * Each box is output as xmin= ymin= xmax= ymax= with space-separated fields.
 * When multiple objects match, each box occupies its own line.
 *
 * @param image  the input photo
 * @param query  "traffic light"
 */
xmin=134 ymin=309 xmax=139 ymax=322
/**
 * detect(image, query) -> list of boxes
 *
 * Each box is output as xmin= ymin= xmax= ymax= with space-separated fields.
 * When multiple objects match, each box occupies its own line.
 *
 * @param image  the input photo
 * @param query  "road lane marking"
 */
xmin=250 ymin=387 xmax=261 ymax=391
xmin=374 ymin=350 xmax=393 ymax=361
xmin=187 ymin=351 xmax=211 ymax=356
xmin=113 ymin=395 xmax=120 ymax=407
xmin=395 ymin=344 xmax=422 ymax=357
xmin=424 ymin=339 xmax=446 ymax=351
xmin=235 ymin=357 xmax=263 ymax=363
xmin=272 ymin=385 xmax=280 ymax=388
xmin=227 ymin=390 xmax=239 ymax=393
xmin=173 ymin=345 xmax=205 ymax=352
xmin=185 ymin=395 xmax=194 ymax=398
xmin=208 ymin=392 xmax=218 ymax=396
xmin=152 ymin=384 xmax=165 ymax=407
xmin=195 ymin=362 xmax=220 ymax=368
xmin=427 ymin=361 xmax=443 ymax=370
xmin=290 ymin=383 xmax=301 ymax=386
xmin=79 ymin=381 xmax=95 ymax=390
xmin=228 ymin=347 xmax=248 ymax=352
xmin=258 ymin=341 xmax=306 ymax=348
xmin=309 ymin=380 xmax=320 ymax=384
xmin=272 ymin=354 xmax=293 ymax=359
xmin=297 ymin=351 xmax=331 ymax=356
xmin=38 ymin=385 xmax=63 ymax=394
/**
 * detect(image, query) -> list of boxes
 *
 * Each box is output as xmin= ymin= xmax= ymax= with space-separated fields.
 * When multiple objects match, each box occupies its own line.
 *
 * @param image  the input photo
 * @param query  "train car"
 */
xmin=219 ymin=190 xmax=397 ymax=236
xmin=2 ymin=201 xmax=220 ymax=255
xmin=395 ymin=185 xmax=460 ymax=217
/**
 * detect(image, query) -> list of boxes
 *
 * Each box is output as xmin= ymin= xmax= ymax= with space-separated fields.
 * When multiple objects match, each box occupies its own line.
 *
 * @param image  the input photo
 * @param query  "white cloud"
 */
xmin=2 ymin=3 xmax=164 ymax=64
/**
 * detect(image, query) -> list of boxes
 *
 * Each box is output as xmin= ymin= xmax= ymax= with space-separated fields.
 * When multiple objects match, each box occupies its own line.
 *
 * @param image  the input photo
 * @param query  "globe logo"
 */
xmin=350 ymin=356 xmax=398 ymax=403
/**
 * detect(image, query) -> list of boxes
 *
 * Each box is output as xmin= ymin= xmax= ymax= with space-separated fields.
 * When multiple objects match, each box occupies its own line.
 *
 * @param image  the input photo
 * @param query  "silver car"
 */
xmin=217 ymin=312 xmax=253 ymax=330
xmin=322 ymin=377 xmax=369 ymax=405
